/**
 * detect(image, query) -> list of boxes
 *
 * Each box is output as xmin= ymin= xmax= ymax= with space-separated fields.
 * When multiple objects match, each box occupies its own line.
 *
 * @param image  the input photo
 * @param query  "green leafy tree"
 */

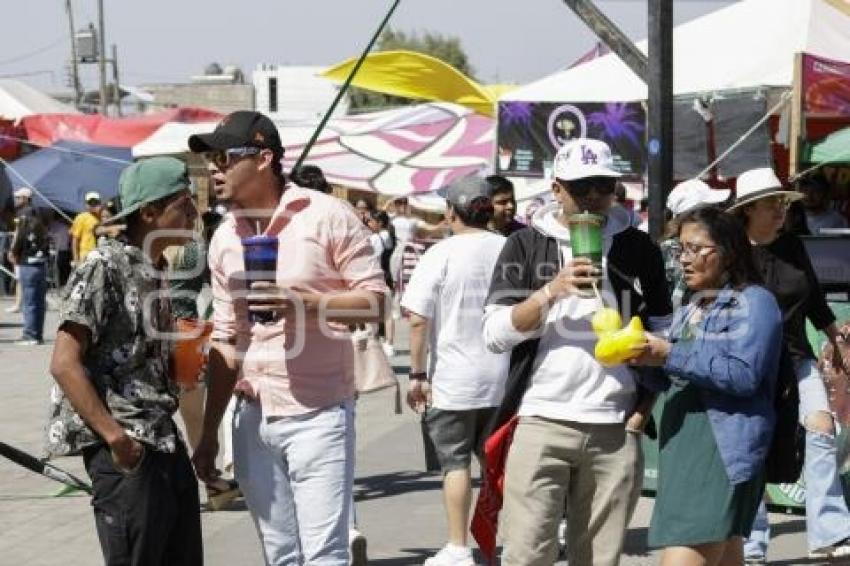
xmin=349 ymin=28 xmax=476 ymax=113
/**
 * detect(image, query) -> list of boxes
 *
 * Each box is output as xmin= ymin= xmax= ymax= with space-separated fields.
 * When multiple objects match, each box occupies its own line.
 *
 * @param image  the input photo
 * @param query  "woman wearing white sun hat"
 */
xmin=729 ymin=167 xmax=850 ymax=563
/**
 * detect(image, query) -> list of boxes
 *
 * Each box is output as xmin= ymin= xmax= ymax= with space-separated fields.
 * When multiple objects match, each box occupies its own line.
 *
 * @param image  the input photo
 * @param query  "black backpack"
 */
xmin=764 ymin=346 xmax=804 ymax=484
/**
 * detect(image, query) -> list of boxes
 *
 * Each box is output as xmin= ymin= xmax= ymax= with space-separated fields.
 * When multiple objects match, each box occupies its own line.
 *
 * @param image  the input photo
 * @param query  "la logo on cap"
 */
xmin=580 ymin=145 xmax=598 ymax=165
xmin=254 ymin=132 xmax=265 ymax=143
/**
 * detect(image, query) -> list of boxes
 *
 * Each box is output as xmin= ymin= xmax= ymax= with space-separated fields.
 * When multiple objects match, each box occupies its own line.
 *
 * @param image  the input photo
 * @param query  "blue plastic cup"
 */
xmin=242 ymin=235 xmax=278 ymax=323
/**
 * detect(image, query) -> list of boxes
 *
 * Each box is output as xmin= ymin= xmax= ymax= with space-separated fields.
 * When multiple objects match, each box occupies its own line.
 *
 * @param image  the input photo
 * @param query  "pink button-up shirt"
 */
xmin=208 ymin=185 xmax=388 ymax=417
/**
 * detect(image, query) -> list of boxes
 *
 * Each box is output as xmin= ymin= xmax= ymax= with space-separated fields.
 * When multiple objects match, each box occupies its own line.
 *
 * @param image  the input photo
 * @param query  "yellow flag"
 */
xmin=322 ymin=50 xmax=515 ymax=117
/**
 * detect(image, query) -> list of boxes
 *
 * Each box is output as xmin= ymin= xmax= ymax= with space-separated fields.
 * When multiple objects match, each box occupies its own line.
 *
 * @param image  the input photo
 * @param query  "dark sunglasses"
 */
xmin=560 ymin=177 xmax=617 ymax=198
xmin=202 ymin=147 xmax=261 ymax=170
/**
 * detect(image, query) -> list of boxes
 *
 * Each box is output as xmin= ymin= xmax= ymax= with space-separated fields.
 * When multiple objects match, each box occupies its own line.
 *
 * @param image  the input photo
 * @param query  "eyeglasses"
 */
xmin=678 ymin=242 xmax=718 ymax=261
xmin=560 ymin=178 xmax=617 ymax=198
xmin=202 ymin=147 xmax=261 ymax=170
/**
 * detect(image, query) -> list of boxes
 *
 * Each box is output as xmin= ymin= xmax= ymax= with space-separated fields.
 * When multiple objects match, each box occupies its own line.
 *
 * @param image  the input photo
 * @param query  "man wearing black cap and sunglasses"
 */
xmin=189 ymin=111 xmax=388 ymax=566
xmin=480 ymin=138 xmax=672 ymax=565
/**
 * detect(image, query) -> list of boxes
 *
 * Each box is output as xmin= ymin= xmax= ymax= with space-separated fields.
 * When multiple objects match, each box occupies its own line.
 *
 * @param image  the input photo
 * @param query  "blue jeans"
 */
xmin=232 ymin=397 xmax=355 ymax=565
xmin=745 ymin=359 xmax=850 ymax=556
xmin=19 ymin=262 xmax=47 ymax=342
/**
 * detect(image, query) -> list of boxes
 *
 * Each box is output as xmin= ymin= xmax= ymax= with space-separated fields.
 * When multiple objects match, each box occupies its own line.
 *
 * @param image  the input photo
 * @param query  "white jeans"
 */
xmin=233 ymin=397 xmax=355 ymax=565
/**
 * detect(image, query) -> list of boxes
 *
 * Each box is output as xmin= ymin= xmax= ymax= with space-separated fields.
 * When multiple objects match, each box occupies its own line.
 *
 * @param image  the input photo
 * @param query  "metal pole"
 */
xmin=97 ymin=0 xmax=107 ymax=115
xmin=561 ymin=0 xmax=647 ymax=81
xmin=647 ymin=0 xmax=673 ymax=241
xmin=292 ymin=0 xmax=402 ymax=172
xmin=64 ymin=0 xmax=82 ymax=108
xmin=111 ymin=43 xmax=122 ymax=117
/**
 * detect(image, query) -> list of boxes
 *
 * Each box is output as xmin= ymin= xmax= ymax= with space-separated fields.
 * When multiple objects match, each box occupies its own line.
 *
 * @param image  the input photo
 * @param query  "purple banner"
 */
xmin=497 ymin=101 xmax=646 ymax=177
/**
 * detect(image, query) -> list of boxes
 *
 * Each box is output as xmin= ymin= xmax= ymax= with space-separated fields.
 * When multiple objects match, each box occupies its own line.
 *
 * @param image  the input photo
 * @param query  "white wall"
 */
xmin=253 ymin=64 xmax=349 ymax=123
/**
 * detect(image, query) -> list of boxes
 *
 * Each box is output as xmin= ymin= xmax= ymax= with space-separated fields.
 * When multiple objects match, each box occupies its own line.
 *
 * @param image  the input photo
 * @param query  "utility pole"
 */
xmin=64 ymin=0 xmax=83 ymax=108
xmin=97 ymin=0 xmax=107 ymax=115
xmin=111 ymin=44 xmax=122 ymax=117
xmin=647 ymin=0 xmax=674 ymax=241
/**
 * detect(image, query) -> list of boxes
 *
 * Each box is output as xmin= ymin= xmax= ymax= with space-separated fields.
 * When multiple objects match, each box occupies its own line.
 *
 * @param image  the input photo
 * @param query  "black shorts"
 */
xmin=423 ymin=407 xmax=497 ymax=473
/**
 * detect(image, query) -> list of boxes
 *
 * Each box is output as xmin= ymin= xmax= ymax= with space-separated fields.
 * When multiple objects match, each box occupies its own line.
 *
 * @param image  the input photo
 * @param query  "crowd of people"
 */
xmin=5 ymin=107 xmax=844 ymax=566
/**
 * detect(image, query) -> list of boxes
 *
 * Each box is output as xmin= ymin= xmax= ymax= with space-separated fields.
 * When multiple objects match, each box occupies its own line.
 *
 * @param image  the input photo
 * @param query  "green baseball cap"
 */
xmin=109 ymin=157 xmax=191 ymax=223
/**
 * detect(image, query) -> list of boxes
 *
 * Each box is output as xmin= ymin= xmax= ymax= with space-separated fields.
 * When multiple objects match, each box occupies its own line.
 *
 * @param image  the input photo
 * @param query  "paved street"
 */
xmin=0 ymin=295 xmax=814 ymax=565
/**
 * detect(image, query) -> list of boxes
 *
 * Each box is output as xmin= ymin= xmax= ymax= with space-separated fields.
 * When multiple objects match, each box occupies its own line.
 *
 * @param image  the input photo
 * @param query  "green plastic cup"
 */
xmin=568 ymin=212 xmax=604 ymax=265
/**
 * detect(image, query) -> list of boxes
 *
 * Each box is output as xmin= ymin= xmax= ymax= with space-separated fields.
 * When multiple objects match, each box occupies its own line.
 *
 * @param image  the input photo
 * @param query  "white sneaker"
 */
xmin=810 ymin=538 xmax=850 ymax=560
xmin=382 ymin=343 xmax=396 ymax=358
xmin=5 ymin=305 xmax=20 ymax=313
xmin=423 ymin=544 xmax=475 ymax=566
xmin=349 ymin=528 xmax=367 ymax=566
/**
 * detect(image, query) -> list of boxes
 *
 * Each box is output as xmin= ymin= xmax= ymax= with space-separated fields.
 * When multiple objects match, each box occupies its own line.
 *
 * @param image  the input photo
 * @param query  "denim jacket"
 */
xmin=664 ymin=284 xmax=783 ymax=484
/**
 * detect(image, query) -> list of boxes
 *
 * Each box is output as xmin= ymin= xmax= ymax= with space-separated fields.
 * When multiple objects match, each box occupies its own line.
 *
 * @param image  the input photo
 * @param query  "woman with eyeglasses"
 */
xmin=628 ymin=206 xmax=783 ymax=566
xmin=729 ymin=167 xmax=850 ymax=563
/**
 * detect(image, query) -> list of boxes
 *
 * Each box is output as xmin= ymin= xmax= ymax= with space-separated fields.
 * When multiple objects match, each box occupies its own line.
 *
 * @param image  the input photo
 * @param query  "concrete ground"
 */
xmin=0 ymin=295 xmax=818 ymax=565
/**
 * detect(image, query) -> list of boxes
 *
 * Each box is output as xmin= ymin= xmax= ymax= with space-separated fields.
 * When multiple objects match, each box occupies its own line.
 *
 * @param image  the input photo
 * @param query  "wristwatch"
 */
xmin=408 ymin=371 xmax=428 ymax=381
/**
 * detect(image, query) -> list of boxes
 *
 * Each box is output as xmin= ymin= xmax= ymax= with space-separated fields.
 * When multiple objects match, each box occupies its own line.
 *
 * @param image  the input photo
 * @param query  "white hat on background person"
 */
xmin=13 ymin=187 xmax=33 ymax=199
xmin=726 ymin=167 xmax=802 ymax=211
xmin=552 ymin=138 xmax=622 ymax=181
xmin=666 ymin=179 xmax=730 ymax=217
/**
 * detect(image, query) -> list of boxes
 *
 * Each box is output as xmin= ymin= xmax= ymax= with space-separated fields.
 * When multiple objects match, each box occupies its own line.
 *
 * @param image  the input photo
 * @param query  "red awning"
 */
xmin=21 ymin=107 xmax=222 ymax=148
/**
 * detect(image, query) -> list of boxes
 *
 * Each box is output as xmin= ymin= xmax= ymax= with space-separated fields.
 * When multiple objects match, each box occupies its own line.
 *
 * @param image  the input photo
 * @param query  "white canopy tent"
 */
xmin=132 ymin=122 xmax=217 ymax=158
xmin=502 ymin=0 xmax=850 ymax=103
xmin=0 ymin=79 xmax=78 ymax=120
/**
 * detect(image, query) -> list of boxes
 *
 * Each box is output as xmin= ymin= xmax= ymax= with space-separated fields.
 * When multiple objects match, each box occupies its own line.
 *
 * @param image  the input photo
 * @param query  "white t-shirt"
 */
xmin=391 ymin=216 xmax=421 ymax=242
xmin=368 ymin=233 xmax=384 ymax=259
xmin=401 ymin=231 xmax=510 ymax=410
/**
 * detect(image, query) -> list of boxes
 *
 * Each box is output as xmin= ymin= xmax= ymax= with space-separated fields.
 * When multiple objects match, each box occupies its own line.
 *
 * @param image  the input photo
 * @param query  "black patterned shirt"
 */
xmin=46 ymin=239 xmax=180 ymax=456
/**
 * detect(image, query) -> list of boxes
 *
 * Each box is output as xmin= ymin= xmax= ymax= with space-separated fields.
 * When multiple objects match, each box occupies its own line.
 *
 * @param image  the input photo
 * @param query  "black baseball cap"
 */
xmin=188 ymin=110 xmax=283 ymax=154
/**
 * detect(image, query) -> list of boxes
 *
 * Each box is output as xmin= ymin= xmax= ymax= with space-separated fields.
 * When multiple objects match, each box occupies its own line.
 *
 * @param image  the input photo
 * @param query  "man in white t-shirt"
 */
xmin=402 ymin=177 xmax=510 ymax=566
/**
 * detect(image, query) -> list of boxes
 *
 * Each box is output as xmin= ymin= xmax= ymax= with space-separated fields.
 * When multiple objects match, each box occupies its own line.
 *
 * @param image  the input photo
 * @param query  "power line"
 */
xmin=0 ymin=70 xmax=56 ymax=80
xmin=0 ymin=37 xmax=66 ymax=67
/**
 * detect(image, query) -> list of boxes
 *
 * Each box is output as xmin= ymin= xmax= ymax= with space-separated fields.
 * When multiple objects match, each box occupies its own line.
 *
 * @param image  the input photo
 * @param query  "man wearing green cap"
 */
xmin=46 ymin=156 xmax=202 ymax=566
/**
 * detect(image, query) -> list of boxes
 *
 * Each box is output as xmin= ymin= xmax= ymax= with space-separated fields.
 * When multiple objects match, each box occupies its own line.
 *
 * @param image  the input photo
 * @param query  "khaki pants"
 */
xmin=500 ymin=417 xmax=643 ymax=566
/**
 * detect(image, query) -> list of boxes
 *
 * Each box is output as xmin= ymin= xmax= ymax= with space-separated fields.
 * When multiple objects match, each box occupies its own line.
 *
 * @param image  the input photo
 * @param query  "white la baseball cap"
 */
xmin=666 ymin=179 xmax=730 ymax=217
xmin=552 ymin=138 xmax=622 ymax=181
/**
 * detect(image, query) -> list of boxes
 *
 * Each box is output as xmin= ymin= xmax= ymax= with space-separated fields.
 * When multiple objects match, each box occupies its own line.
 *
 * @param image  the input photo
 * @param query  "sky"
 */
xmin=3 ymin=1 xmax=737 ymax=94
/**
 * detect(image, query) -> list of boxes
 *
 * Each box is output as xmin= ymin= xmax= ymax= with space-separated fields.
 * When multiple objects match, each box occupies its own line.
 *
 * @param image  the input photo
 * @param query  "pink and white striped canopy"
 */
xmin=281 ymin=102 xmax=494 ymax=196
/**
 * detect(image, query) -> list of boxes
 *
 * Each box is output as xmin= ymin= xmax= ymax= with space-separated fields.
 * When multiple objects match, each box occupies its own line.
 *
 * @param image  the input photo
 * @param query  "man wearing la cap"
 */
xmin=69 ymin=190 xmax=103 ymax=265
xmin=46 ymin=157 xmax=202 ymax=566
xmin=189 ymin=111 xmax=387 ymax=566
xmin=480 ymin=138 xmax=672 ymax=565
xmin=401 ymin=176 xmax=510 ymax=566
xmin=729 ymin=167 xmax=850 ymax=563
xmin=660 ymin=178 xmax=730 ymax=309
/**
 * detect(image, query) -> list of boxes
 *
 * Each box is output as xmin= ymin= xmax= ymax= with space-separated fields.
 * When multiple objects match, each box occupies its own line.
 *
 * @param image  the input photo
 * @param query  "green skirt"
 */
xmin=648 ymin=382 xmax=764 ymax=548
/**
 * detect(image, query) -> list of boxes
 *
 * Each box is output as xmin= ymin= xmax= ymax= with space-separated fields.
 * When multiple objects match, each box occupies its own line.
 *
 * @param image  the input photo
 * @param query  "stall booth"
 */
xmin=497 ymin=0 xmax=850 ymax=511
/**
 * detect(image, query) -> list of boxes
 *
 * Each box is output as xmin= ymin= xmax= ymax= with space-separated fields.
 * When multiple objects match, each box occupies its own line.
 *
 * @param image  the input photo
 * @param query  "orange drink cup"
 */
xmin=172 ymin=319 xmax=213 ymax=388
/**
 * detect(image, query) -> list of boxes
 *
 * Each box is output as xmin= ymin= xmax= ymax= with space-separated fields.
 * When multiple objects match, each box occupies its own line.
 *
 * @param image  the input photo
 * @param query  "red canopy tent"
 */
xmin=21 ymin=107 xmax=221 ymax=148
